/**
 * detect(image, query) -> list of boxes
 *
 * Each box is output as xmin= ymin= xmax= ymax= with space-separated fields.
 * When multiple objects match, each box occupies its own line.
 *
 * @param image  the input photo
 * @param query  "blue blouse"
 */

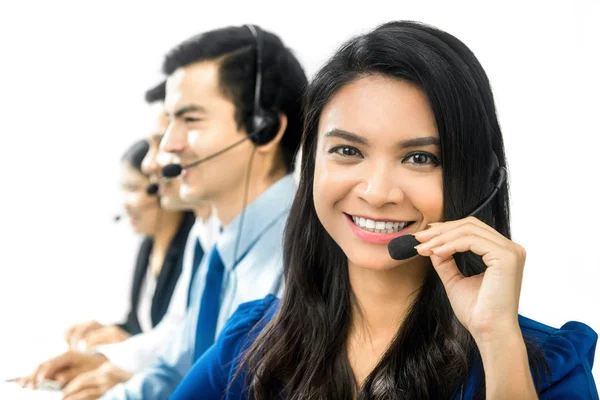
xmin=171 ymin=295 xmax=598 ymax=399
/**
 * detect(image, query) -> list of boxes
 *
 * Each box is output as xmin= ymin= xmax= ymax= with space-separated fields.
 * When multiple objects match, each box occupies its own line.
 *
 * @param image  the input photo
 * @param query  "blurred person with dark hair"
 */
xmin=17 ymin=87 xmax=205 ymax=396
xmin=102 ymin=24 xmax=307 ymax=400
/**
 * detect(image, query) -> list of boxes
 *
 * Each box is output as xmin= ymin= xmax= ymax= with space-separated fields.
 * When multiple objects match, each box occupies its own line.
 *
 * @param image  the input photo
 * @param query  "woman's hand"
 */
xmin=61 ymin=361 xmax=133 ymax=400
xmin=64 ymin=321 xmax=104 ymax=349
xmin=414 ymin=216 xmax=538 ymax=398
xmin=17 ymin=351 xmax=107 ymax=389
xmin=414 ymin=216 xmax=525 ymax=343
xmin=83 ymin=325 xmax=131 ymax=349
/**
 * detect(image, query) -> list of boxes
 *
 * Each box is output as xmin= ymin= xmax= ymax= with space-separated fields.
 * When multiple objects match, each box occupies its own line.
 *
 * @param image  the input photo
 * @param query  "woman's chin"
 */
xmin=342 ymin=242 xmax=428 ymax=271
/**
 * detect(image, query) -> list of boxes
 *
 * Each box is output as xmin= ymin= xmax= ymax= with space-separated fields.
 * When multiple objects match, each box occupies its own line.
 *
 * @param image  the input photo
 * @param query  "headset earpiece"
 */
xmin=489 ymin=151 xmax=506 ymax=190
xmin=250 ymin=109 xmax=279 ymax=145
xmin=246 ymin=24 xmax=279 ymax=146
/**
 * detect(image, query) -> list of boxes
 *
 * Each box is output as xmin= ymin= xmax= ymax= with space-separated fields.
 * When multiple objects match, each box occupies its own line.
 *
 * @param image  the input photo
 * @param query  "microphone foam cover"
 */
xmin=162 ymin=164 xmax=183 ymax=178
xmin=388 ymin=234 xmax=420 ymax=260
xmin=146 ymin=183 xmax=159 ymax=195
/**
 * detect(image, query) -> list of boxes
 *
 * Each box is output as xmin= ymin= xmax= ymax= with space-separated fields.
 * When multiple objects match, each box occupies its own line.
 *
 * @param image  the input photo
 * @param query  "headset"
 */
xmin=147 ymin=24 xmax=280 ymax=191
xmin=245 ymin=24 xmax=280 ymax=146
xmin=388 ymin=150 xmax=507 ymax=260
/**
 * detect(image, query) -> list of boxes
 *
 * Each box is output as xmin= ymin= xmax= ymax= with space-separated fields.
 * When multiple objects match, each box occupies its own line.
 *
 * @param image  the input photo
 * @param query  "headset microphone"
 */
xmin=387 ymin=165 xmax=507 ymax=261
xmin=145 ymin=162 xmax=184 ymax=195
xmin=157 ymin=126 xmax=265 ymax=180
xmin=146 ymin=24 xmax=278 ymax=192
xmin=144 ymin=131 xmax=260 ymax=195
xmin=146 ymin=183 xmax=160 ymax=195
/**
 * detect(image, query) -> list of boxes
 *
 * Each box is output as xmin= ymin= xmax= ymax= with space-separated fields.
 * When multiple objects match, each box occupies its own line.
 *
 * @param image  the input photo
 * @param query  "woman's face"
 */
xmin=313 ymin=75 xmax=444 ymax=271
xmin=120 ymin=163 xmax=160 ymax=235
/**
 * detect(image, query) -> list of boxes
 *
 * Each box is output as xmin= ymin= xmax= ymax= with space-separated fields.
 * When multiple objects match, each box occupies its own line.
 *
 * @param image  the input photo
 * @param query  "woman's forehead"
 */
xmin=318 ymin=76 xmax=438 ymax=143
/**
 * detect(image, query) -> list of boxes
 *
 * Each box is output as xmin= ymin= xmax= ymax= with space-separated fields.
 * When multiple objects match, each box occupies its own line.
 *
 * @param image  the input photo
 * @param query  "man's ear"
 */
xmin=255 ymin=113 xmax=287 ymax=153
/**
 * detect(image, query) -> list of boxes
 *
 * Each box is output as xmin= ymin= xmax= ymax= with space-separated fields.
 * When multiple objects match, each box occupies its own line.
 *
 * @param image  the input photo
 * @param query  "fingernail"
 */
xmin=414 ymin=231 xmax=427 ymax=239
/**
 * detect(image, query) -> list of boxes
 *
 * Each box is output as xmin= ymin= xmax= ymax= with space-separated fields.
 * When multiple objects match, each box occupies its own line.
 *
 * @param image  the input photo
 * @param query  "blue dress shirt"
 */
xmin=102 ymin=175 xmax=295 ymax=399
xmin=171 ymin=295 xmax=598 ymax=400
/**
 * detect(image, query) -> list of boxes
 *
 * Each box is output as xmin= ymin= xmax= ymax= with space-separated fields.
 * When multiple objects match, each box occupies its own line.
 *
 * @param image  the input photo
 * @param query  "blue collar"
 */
xmin=216 ymin=174 xmax=296 ymax=271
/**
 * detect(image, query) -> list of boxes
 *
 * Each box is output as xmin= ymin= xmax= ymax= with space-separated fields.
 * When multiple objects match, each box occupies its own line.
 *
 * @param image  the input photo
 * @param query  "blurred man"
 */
xmin=104 ymin=24 xmax=307 ymax=399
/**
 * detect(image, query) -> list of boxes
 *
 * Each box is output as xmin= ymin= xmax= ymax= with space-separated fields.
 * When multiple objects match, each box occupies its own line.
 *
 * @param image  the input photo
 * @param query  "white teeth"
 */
xmin=350 ymin=215 xmax=412 ymax=233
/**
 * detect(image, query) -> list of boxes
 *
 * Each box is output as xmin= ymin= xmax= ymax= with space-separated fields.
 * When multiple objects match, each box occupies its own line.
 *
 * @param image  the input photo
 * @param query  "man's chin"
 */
xmin=180 ymin=186 xmax=205 ymax=204
xmin=159 ymin=197 xmax=183 ymax=211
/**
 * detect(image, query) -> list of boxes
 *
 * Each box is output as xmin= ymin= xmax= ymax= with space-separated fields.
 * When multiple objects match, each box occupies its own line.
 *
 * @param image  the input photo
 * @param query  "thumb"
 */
xmin=428 ymin=252 xmax=465 ymax=292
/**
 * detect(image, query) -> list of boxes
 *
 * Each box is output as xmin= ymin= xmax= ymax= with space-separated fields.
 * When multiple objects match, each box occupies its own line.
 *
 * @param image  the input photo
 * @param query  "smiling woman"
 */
xmin=314 ymin=77 xmax=443 ymax=265
xmin=167 ymin=20 xmax=598 ymax=400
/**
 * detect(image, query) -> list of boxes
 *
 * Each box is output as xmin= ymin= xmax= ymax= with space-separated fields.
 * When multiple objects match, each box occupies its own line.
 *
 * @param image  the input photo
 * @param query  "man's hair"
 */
xmin=144 ymin=80 xmax=166 ymax=104
xmin=162 ymin=25 xmax=307 ymax=172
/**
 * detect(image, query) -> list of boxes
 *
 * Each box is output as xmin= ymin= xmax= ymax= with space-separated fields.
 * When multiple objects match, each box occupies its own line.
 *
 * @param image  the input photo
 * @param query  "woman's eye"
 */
xmin=403 ymin=152 xmax=440 ymax=165
xmin=329 ymin=146 xmax=362 ymax=158
xmin=185 ymin=117 xmax=201 ymax=123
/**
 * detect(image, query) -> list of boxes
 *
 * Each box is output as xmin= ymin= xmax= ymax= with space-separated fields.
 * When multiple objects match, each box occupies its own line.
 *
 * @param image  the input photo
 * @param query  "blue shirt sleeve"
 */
xmin=537 ymin=321 xmax=598 ymax=399
xmin=170 ymin=295 xmax=279 ymax=400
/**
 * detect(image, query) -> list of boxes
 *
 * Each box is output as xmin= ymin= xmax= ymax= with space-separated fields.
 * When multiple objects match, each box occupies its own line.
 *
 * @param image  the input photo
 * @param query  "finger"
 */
xmin=84 ymin=329 xmax=112 ymax=349
xmin=430 ymin=235 xmax=503 ymax=264
xmin=415 ymin=216 xmax=499 ymax=242
xmin=71 ymin=322 xmax=101 ymax=344
xmin=415 ymin=222 xmax=507 ymax=255
xmin=16 ymin=375 xmax=34 ymax=388
xmin=428 ymin=251 xmax=465 ymax=292
xmin=36 ymin=352 xmax=76 ymax=383
xmin=54 ymin=367 xmax=84 ymax=387
xmin=62 ymin=371 xmax=99 ymax=398
xmin=64 ymin=325 xmax=77 ymax=345
xmin=64 ymin=387 xmax=103 ymax=400
xmin=33 ymin=352 xmax=74 ymax=387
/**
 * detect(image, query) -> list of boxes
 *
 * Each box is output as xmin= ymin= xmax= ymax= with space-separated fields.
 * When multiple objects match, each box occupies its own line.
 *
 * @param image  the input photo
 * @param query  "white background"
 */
xmin=0 ymin=0 xmax=598 ymax=384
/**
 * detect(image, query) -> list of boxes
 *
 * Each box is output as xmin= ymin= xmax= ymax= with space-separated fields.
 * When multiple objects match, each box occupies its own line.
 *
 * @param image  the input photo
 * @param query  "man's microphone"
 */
xmin=388 ymin=167 xmax=507 ymax=260
xmin=146 ymin=129 xmax=262 ymax=194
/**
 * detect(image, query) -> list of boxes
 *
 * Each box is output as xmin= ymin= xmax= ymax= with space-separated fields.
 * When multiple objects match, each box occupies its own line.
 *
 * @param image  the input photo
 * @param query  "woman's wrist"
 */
xmin=475 ymin=325 xmax=538 ymax=399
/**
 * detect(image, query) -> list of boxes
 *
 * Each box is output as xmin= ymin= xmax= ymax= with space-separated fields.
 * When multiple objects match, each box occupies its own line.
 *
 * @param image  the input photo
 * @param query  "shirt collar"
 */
xmin=194 ymin=212 xmax=221 ymax=251
xmin=217 ymin=174 xmax=296 ymax=270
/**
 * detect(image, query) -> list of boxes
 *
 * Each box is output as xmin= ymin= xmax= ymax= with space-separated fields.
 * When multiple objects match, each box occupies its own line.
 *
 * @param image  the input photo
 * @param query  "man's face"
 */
xmin=161 ymin=61 xmax=255 ymax=205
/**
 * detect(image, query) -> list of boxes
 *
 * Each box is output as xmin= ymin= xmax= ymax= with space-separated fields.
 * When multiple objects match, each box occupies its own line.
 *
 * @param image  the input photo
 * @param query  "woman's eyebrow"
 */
xmin=397 ymin=136 xmax=440 ymax=148
xmin=324 ymin=129 xmax=368 ymax=145
xmin=324 ymin=129 xmax=439 ymax=148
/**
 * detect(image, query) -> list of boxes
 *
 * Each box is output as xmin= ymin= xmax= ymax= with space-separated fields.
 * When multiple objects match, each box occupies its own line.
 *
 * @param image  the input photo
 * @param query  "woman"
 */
xmin=171 ymin=21 xmax=598 ymax=399
xmin=63 ymin=139 xmax=195 ymax=349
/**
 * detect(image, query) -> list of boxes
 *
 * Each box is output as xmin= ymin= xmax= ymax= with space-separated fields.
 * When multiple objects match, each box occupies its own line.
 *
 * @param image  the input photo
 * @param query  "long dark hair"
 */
xmin=240 ymin=21 xmax=547 ymax=399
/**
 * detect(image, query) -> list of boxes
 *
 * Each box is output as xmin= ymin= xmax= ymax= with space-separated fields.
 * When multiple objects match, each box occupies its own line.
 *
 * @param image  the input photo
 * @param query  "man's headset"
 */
xmin=146 ymin=24 xmax=279 ymax=193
